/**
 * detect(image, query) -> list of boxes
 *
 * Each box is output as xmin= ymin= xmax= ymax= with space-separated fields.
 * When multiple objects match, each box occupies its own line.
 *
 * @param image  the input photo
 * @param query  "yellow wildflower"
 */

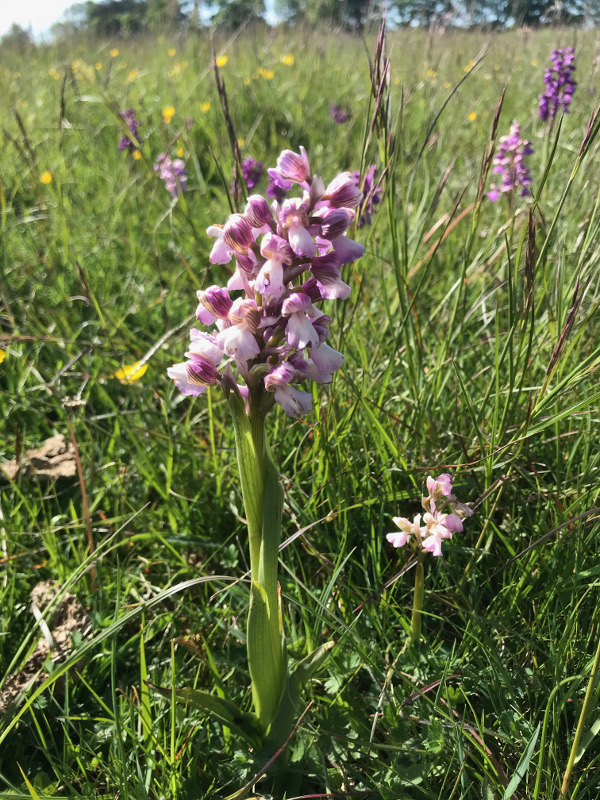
xmin=72 ymin=59 xmax=95 ymax=82
xmin=40 ymin=171 xmax=53 ymax=185
xmin=444 ymin=81 xmax=451 ymax=89
xmin=243 ymin=76 xmax=250 ymax=85
xmin=200 ymin=101 xmax=211 ymax=112
xmin=237 ymin=138 xmax=245 ymax=148
xmin=48 ymin=67 xmax=60 ymax=80
xmin=162 ymin=106 xmax=175 ymax=124
xmin=0 ymin=349 xmax=5 ymax=364
xmin=113 ymin=361 xmax=148 ymax=384
xmin=468 ymin=111 xmax=477 ymax=121
xmin=110 ymin=48 xmax=119 ymax=58
xmin=133 ymin=150 xmax=142 ymax=160
xmin=95 ymin=62 xmax=102 ymax=70
xmin=216 ymin=55 xmax=228 ymax=67
xmin=262 ymin=69 xmax=274 ymax=80
xmin=176 ymin=146 xmax=184 ymax=157
xmin=128 ymin=70 xmax=138 ymax=81
xmin=531 ymin=60 xmax=538 ymax=66
xmin=282 ymin=54 xmax=294 ymax=66
xmin=168 ymin=48 xmax=176 ymax=57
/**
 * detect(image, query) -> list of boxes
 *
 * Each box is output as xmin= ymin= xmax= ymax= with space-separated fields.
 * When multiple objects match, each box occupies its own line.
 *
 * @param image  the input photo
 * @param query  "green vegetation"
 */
xmin=1 ymin=24 xmax=599 ymax=799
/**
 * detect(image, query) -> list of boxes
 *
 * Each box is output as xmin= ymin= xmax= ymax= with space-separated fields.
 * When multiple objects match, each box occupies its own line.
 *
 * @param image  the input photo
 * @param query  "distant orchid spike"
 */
xmin=387 ymin=474 xmax=472 ymax=557
xmin=119 ymin=108 xmax=142 ymax=154
xmin=487 ymin=121 xmax=533 ymax=203
xmin=241 ymin=157 xmax=263 ymax=189
xmin=232 ymin=158 xmax=264 ymax=195
xmin=168 ymin=146 xmax=365 ymax=417
xmin=353 ymin=166 xmax=382 ymax=227
xmin=539 ymin=47 xmax=577 ymax=121
xmin=154 ymin=153 xmax=187 ymax=197
xmin=331 ymin=105 xmax=350 ymax=124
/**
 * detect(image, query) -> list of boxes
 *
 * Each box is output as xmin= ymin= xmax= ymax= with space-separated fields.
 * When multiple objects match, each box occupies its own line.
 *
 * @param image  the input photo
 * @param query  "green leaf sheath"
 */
xmin=228 ymin=390 xmax=286 ymax=731
xmin=248 ymin=581 xmax=285 ymax=730
xmin=260 ymin=456 xmax=286 ymax=678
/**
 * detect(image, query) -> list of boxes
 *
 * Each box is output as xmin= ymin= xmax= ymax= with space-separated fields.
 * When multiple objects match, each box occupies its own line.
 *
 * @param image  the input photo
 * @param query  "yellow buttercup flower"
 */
xmin=110 ymin=48 xmax=119 ymax=58
xmin=128 ymin=70 xmax=138 ymax=81
xmin=113 ymin=361 xmax=148 ymax=384
xmin=133 ymin=150 xmax=142 ymax=160
xmin=468 ymin=111 xmax=477 ymax=121
xmin=48 ymin=67 xmax=60 ymax=80
xmin=176 ymin=146 xmax=184 ymax=157
xmin=162 ymin=106 xmax=175 ymax=124
xmin=40 ymin=171 xmax=53 ymax=184
xmin=200 ymin=101 xmax=211 ymax=112
xmin=216 ymin=55 xmax=228 ymax=67
xmin=243 ymin=76 xmax=250 ymax=85
xmin=237 ymin=138 xmax=245 ymax=148
xmin=168 ymin=48 xmax=176 ymax=57
xmin=282 ymin=54 xmax=294 ymax=66
xmin=95 ymin=62 xmax=102 ymax=70
xmin=444 ymin=81 xmax=451 ymax=89
xmin=0 ymin=349 xmax=5 ymax=364
xmin=262 ymin=69 xmax=274 ymax=80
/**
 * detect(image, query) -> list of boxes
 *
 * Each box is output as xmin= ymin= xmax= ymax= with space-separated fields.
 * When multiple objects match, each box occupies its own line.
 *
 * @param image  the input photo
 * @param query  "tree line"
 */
xmin=80 ymin=0 xmax=600 ymax=32
xmin=3 ymin=0 xmax=600 ymax=44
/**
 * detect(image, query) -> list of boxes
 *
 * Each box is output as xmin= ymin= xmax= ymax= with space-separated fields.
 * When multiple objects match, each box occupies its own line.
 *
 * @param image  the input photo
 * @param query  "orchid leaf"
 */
xmin=148 ymin=683 xmax=261 ymax=746
xmin=259 ymin=455 xmax=284 ymax=614
xmin=247 ymin=580 xmax=286 ymax=731
xmin=265 ymin=640 xmax=335 ymax=749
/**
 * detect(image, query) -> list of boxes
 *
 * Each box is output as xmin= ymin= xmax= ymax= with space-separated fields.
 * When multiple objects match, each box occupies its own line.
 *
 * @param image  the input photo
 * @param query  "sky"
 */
xmin=0 ymin=0 xmax=279 ymax=38
xmin=0 ymin=0 xmax=77 ymax=38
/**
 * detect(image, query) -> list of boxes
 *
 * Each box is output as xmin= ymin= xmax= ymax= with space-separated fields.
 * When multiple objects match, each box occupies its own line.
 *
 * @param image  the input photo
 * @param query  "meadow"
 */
xmin=1 ymin=20 xmax=600 ymax=799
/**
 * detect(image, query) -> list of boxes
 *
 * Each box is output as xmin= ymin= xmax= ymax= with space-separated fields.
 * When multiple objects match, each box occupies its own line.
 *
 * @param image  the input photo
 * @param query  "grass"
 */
xmin=1 ymin=21 xmax=600 ymax=799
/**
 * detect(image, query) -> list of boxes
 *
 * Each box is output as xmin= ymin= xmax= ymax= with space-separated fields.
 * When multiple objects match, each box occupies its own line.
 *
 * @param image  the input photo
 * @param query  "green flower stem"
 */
xmin=410 ymin=550 xmax=426 ymax=645
xmin=228 ymin=387 xmax=286 ymax=732
xmin=229 ymin=387 xmax=267 ymax=579
xmin=560 ymin=631 xmax=600 ymax=798
xmin=248 ymin=396 xmax=268 ymax=579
